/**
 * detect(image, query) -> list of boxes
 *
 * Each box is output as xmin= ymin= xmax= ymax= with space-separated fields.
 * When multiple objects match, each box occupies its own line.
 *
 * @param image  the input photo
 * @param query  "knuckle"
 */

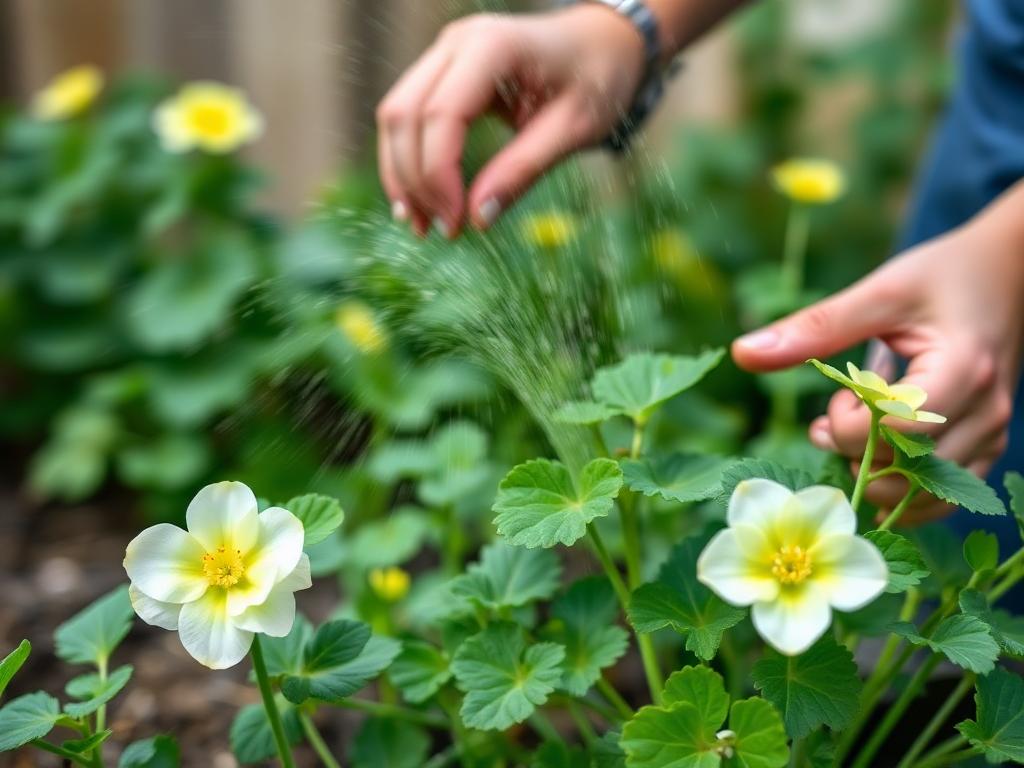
xmin=375 ymin=100 xmax=404 ymax=128
xmin=971 ymin=352 xmax=997 ymax=391
xmin=990 ymin=389 xmax=1014 ymax=431
xmin=796 ymin=304 xmax=835 ymax=337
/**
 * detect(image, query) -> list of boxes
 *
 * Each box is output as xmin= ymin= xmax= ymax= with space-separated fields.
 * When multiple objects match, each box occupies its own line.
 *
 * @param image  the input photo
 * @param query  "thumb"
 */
xmin=731 ymin=271 xmax=904 ymax=372
xmin=467 ymin=95 xmax=596 ymax=229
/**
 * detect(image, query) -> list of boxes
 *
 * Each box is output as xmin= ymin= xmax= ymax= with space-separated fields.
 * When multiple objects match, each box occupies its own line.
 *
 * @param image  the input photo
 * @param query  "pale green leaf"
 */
xmin=284 ymin=493 xmax=344 ymax=546
xmin=1007 ymin=471 xmax=1024 ymax=541
xmin=628 ymin=536 xmax=745 ymax=660
xmin=622 ymin=453 xmax=730 ymax=504
xmin=493 ymin=458 xmax=623 ymax=548
xmin=451 ymin=622 xmax=565 ymax=731
xmin=956 ymin=667 xmax=1024 ymax=764
xmin=751 ymin=635 xmax=860 ymax=739
xmin=259 ymin=615 xmax=314 ymax=678
xmin=390 ymin=641 xmax=451 ymax=704
xmin=0 ymin=691 xmax=60 ymax=750
xmin=0 ymin=640 xmax=30 ymax=699
xmin=64 ymin=664 xmax=133 ymax=717
xmin=450 ymin=540 xmax=561 ymax=611
xmin=958 ymin=589 xmax=1024 ymax=656
xmin=54 ymin=584 xmax=134 ymax=666
xmin=553 ymin=400 xmax=623 ymax=425
xmin=592 ymin=350 xmax=725 ymax=423
xmin=349 ymin=508 xmax=430 ymax=569
xmin=119 ymin=735 xmax=180 ymax=768
xmin=863 ymin=531 xmax=930 ymax=593
xmin=898 ymin=454 xmax=1006 ymax=517
xmin=661 ymin=666 xmax=729 ymax=734
xmin=63 ymin=730 xmax=112 ymax=754
xmin=879 ymin=425 xmax=935 ymax=458
xmin=620 ymin=702 xmax=718 ymax=768
xmin=543 ymin=578 xmax=628 ymax=696
xmin=963 ymin=531 xmax=999 ymax=573
xmin=891 ymin=615 xmax=1000 ymax=674
xmin=230 ymin=697 xmax=302 ymax=765
xmin=729 ymin=697 xmax=790 ymax=768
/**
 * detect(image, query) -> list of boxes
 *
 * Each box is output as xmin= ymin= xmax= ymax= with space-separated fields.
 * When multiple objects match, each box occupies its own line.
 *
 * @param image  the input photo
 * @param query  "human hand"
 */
xmin=732 ymin=183 xmax=1024 ymax=524
xmin=375 ymin=7 xmax=645 ymax=237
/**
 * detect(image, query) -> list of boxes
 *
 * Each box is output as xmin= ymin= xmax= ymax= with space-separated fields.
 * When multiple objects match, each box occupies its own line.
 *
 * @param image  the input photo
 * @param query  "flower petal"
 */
xmin=225 ymin=556 xmax=279 ymax=617
xmin=793 ymin=486 xmax=856 ymax=537
xmin=886 ymin=384 xmax=928 ymax=410
xmin=698 ymin=529 xmax=779 ymax=606
xmin=129 ymin=584 xmax=181 ymax=630
xmin=813 ymin=534 xmax=888 ymax=611
xmin=280 ymin=553 xmax=313 ymax=593
xmin=877 ymin=400 xmax=917 ymax=420
xmin=751 ymin=585 xmax=832 ymax=655
xmin=913 ymin=410 xmax=947 ymax=424
xmin=251 ymin=506 xmax=306 ymax=582
xmin=123 ymin=523 xmax=208 ymax=603
xmin=178 ymin=590 xmax=254 ymax=669
xmin=232 ymin=585 xmax=297 ymax=637
xmin=186 ymin=481 xmax=259 ymax=553
xmin=728 ymin=479 xmax=793 ymax=528
xmin=847 ymin=363 xmax=888 ymax=394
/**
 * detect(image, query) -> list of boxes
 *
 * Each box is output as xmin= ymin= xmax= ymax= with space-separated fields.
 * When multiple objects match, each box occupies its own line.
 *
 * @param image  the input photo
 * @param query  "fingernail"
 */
xmin=736 ymin=329 xmax=780 ymax=350
xmin=432 ymin=217 xmax=451 ymax=239
xmin=391 ymin=200 xmax=408 ymax=222
xmin=478 ymin=197 xmax=501 ymax=228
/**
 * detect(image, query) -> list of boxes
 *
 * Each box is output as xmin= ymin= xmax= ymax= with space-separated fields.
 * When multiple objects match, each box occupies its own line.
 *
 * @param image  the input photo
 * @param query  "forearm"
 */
xmin=646 ymin=0 xmax=753 ymax=62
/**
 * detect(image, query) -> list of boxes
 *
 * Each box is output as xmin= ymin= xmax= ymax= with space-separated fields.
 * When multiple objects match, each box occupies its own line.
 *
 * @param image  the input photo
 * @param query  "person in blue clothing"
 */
xmin=375 ymin=1 xmax=1024 ymax=527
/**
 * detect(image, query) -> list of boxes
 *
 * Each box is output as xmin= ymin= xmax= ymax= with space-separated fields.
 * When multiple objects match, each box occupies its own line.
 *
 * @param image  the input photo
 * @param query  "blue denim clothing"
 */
xmin=900 ymin=1 xmax=1024 ymax=576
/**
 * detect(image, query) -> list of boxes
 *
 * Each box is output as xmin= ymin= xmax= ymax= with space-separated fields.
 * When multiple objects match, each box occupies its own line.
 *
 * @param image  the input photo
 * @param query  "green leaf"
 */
xmin=0 ymin=691 xmax=60 ymax=750
xmin=281 ymin=621 xmax=400 ymax=704
xmin=64 ymin=664 xmax=133 ymax=717
xmin=591 ymin=350 xmax=725 ymax=423
xmin=230 ymin=697 xmax=303 ymax=765
xmin=958 ymin=589 xmax=1024 ymax=656
xmin=349 ymin=508 xmax=430 ymax=570
xmin=807 ymin=359 xmax=876 ymax=401
xmin=283 ymin=493 xmax=344 ymax=546
xmin=63 ymin=730 xmax=112 ymax=754
xmin=879 ymin=425 xmax=935 ymax=458
xmin=729 ymin=697 xmax=790 ymax=768
xmin=628 ymin=536 xmax=745 ymax=660
xmin=956 ymin=667 xmax=1024 ymax=764
xmin=593 ymin=731 xmax=627 ymax=768
xmin=451 ymin=622 xmax=565 ymax=731
xmin=531 ymin=740 xmax=591 ymax=768
xmin=0 ymin=640 xmax=30 ymax=699
xmin=493 ymin=458 xmax=623 ymax=548
xmin=450 ymin=540 xmax=562 ymax=611
xmin=389 ymin=641 xmax=451 ymax=704
xmin=119 ymin=735 xmax=180 ymax=767
xmin=543 ymin=578 xmax=629 ymax=696
xmin=890 ymin=615 xmax=1000 ymax=674
xmin=260 ymin=615 xmax=314 ymax=678
xmin=622 ymin=453 xmax=731 ymax=504
xmin=897 ymin=454 xmax=1006 ymax=517
xmin=351 ymin=717 xmax=430 ymax=768
xmin=661 ymin=666 xmax=729 ymax=732
xmin=620 ymin=702 xmax=716 ymax=768
xmin=908 ymin=525 xmax=972 ymax=594
xmin=718 ymin=458 xmax=817 ymax=502
xmin=863 ymin=531 xmax=930 ymax=593
xmin=54 ymin=584 xmax=134 ymax=666
xmin=553 ymin=400 xmax=623 ymax=425
xmin=751 ymin=635 xmax=861 ymax=739
xmin=963 ymin=531 xmax=1000 ymax=573
xmin=1007 ymin=472 xmax=1024 ymax=541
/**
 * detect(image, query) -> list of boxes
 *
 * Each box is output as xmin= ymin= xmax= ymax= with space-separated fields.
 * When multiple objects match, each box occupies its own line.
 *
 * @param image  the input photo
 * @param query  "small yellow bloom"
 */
xmin=369 ymin=567 xmax=410 ymax=602
xmin=809 ymin=359 xmax=947 ymax=424
xmin=335 ymin=301 xmax=387 ymax=354
xmin=649 ymin=228 xmax=726 ymax=299
xmin=153 ymin=82 xmax=262 ymax=154
xmin=521 ymin=212 xmax=578 ymax=248
xmin=698 ymin=479 xmax=887 ymax=655
xmin=770 ymin=158 xmax=846 ymax=205
xmin=32 ymin=66 xmax=104 ymax=121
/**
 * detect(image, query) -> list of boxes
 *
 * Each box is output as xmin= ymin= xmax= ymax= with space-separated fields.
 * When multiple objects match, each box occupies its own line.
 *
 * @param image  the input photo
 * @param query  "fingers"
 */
xmin=732 ymin=269 xmax=908 ymax=372
xmin=467 ymin=93 xmax=597 ymax=230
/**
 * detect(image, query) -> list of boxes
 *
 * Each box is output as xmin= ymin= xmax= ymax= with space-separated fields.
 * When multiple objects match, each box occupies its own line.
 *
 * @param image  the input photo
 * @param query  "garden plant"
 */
xmin=3 ymin=4 xmax=1022 ymax=767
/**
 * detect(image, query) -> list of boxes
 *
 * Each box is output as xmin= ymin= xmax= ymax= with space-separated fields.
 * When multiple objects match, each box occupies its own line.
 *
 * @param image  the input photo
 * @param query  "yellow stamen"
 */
xmin=202 ymin=546 xmax=245 ymax=587
xmin=772 ymin=545 xmax=812 ymax=585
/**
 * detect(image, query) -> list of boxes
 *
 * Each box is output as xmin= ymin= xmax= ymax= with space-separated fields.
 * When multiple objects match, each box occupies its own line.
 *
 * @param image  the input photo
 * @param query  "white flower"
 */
xmin=697 ymin=479 xmax=887 ymax=655
xmin=123 ymin=481 xmax=311 ymax=669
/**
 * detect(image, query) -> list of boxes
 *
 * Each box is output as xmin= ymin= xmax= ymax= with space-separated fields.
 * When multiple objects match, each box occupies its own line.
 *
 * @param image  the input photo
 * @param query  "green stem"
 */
xmin=896 ymin=673 xmax=975 ymax=768
xmin=877 ymin=483 xmax=920 ymax=531
xmin=588 ymin=525 xmax=631 ymax=609
xmin=789 ymin=736 xmax=804 ymax=768
xmin=94 ymin=655 xmax=108 ymax=766
xmin=636 ymin=634 xmax=664 ymax=706
xmin=251 ymin=636 xmax=298 ymax=768
xmin=31 ymin=739 xmax=94 ymax=766
xmin=568 ymin=700 xmax=597 ymax=746
xmin=851 ymin=654 xmax=942 ymax=768
xmin=299 ymin=711 xmax=342 ymax=768
xmin=529 ymin=710 xmax=563 ymax=744
xmin=781 ymin=203 xmax=811 ymax=297
xmin=917 ymin=734 xmax=968 ymax=766
xmin=596 ymin=676 xmax=634 ymax=720
xmin=913 ymin=745 xmax=983 ymax=768
xmin=335 ymin=698 xmax=448 ymax=729
xmin=851 ymin=410 xmax=880 ymax=512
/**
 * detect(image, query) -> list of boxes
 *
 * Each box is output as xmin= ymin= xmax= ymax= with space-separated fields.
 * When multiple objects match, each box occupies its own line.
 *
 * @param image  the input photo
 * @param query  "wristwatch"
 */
xmin=583 ymin=0 xmax=676 ymax=151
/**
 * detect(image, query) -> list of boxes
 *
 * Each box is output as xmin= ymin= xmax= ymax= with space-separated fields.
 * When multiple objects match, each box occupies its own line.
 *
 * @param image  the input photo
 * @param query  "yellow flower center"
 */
xmin=202 ymin=546 xmax=245 ymax=587
xmin=772 ymin=545 xmax=813 ymax=585
xmin=187 ymin=104 xmax=233 ymax=140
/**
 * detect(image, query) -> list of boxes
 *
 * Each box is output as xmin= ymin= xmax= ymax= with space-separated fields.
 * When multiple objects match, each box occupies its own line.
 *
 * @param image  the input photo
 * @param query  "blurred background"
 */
xmin=0 ymin=0 xmax=956 ymax=764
